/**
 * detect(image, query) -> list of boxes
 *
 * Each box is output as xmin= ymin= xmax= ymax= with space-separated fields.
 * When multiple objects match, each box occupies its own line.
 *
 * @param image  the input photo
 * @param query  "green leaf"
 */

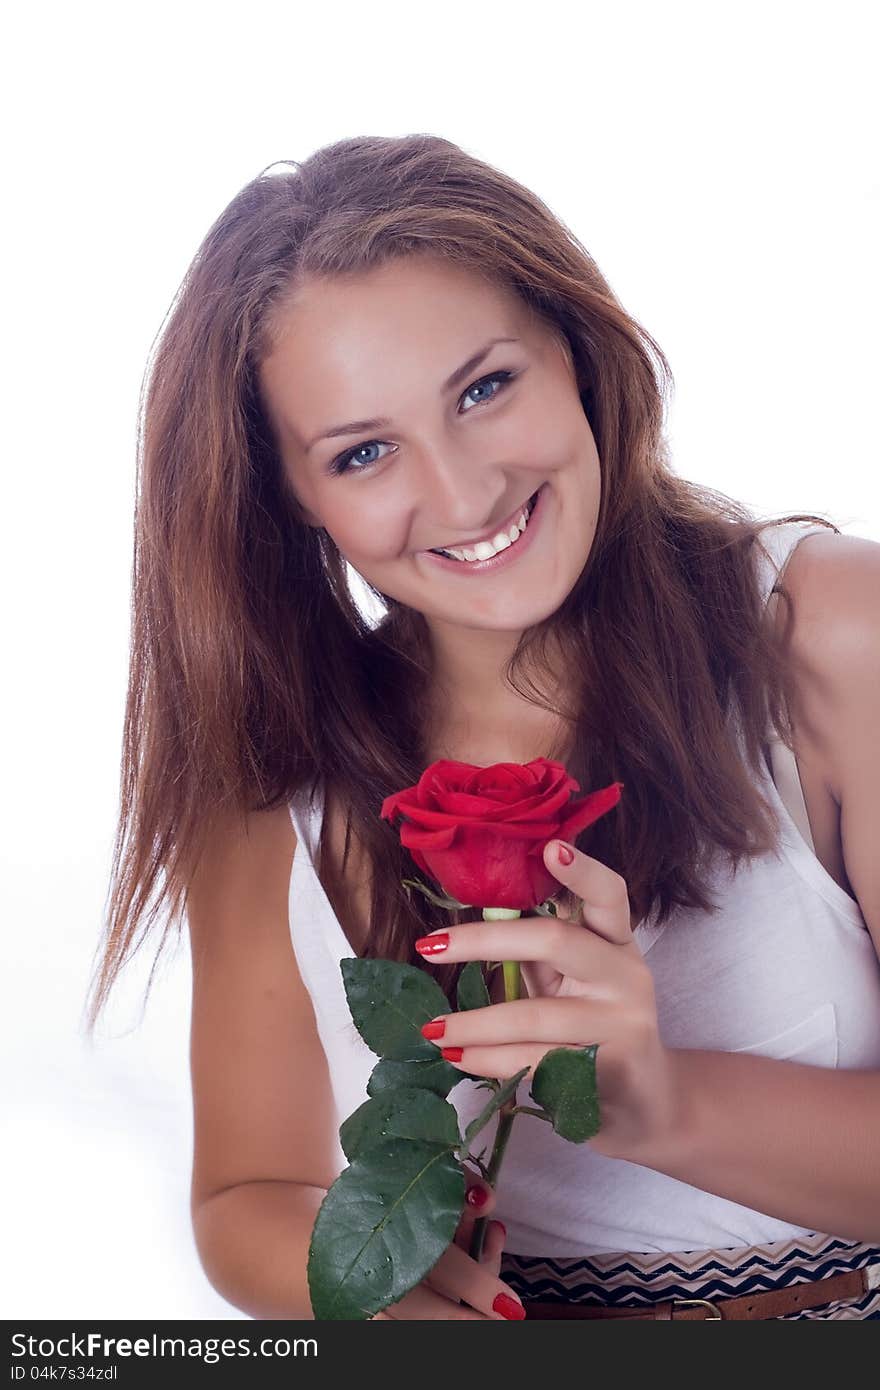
xmin=341 ymin=958 xmax=451 ymax=1060
xmin=307 ymin=1138 xmax=465 ymax=1320
xmin=366 ymin=1055 xmax=464 ymax=1098
xmin=456 ymin=960 xmax=491 ymax=1013
xmin=339 ymin=1088 xmax=461 ymax=1164
xmin=529 ymin=1045 xmax=601 ymax=1143
xmin=463 ymin=1066 xmax=530 ymax=1145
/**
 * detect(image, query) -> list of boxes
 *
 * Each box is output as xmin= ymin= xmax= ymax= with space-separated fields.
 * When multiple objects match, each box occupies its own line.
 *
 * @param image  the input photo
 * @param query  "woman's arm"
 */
xmin=187 ymin=803 xmax=341 ymax=1319
xmin=193 ymin=1180 xmax=328 ymax=1319
xmin=625 ymin=1050 xmax=880 ymax=1242
xmin=631 ymin=536 xmax=880 ymax=1241
xmin=186 ymin=803 xmax=525 ymax=1322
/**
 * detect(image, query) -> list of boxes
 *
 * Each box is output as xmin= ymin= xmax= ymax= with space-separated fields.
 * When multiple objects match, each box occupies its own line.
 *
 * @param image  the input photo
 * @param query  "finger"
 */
xmin=416 ymin=909 xmax=628 ymax=979
xmin=376 ymin=1282 xmax=493 ymax=1320
xmin=440 ymin=1039 xmax=601 ymax=1083
xmin=542 ymin=839 xmax=635 ymax=945
xmin=453 ymin=1168 xmax=495 ymax=1250
xmin=427 ymin=1239 xmax=526 ymax=1320
xmin=375 ymin=1226 xmax=515 ymax=1319
xmin=480 ymin=1219 xmax=507 ymax=1279
xmin=415 ymin=840 xmax=636 ymax=951
xmin=430 ymin=995 xmax=616 ymax=1051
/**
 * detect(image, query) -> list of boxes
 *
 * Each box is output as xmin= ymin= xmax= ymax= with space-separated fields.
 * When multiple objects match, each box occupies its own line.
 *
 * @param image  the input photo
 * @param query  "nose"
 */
xmin=412 ymin=445 xmax=511 ymax=545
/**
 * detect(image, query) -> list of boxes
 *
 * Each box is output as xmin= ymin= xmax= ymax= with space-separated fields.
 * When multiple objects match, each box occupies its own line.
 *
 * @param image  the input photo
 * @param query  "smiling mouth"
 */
xmin=427 ymin=489 xmax=541 ymax=561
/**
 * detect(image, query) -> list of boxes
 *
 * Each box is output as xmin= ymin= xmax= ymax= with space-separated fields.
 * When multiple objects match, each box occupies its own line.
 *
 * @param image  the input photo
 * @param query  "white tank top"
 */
xmin=287 ymin=522 xmax=880 ymax=1256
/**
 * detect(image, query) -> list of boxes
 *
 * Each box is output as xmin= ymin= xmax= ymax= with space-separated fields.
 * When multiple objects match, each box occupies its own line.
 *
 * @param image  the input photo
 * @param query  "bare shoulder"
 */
xmin=770 ymin=529 xmax=880 ymax=691
xmin=187 ymin=799 xmax=340 ymax=1210
xmin=774 ymin=528 xmax=880 ymax=613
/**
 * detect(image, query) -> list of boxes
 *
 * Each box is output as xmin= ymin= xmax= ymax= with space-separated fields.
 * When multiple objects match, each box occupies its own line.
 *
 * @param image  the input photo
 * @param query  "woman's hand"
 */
xmin=414 ymin=839 xmax=683 ymax=1164
xmin=370 ymin=1170 xmax=525 ymax=1319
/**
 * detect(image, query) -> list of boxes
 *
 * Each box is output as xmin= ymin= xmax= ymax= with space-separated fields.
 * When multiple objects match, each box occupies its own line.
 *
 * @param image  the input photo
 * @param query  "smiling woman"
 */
xmin=257 ymin=253 xmax=600 ymax=661
xmin=84 ymin=132 xmax=880 ymax=1320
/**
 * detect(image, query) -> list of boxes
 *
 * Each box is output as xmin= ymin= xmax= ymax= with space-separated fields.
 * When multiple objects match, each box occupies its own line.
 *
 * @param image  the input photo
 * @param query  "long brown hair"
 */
xmin=84 ymin=133 xmax=840 ymax=1033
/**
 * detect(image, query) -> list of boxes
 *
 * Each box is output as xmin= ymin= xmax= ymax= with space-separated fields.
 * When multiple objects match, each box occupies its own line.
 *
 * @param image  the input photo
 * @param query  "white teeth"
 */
xmin=441 ymin=498 xmax=535 ymax=563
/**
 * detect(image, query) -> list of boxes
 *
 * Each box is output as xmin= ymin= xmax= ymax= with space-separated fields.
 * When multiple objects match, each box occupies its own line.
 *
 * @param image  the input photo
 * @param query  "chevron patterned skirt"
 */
xmin=499 ymin=1231 xmax=880 ymax=1319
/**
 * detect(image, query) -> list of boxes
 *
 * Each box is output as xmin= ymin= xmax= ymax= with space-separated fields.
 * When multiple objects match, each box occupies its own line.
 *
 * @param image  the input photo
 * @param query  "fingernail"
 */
xmin=466 ymin=1184 xmax=489 ymax=1208
xmin=493 ymin=1292 xmax=526 ymax=1320
xmin=415 ymin=933 xmax=449 ymax=954
xmin=441 ymin=1046 xmax=463 ymax=1061
xmin=420 ymin=1019 xmax=446 ymax=1039
xmin=555 ymin=841 xmax=575 ymax=866
xmin=493 ymin=1220 xmax=507 ymax=1240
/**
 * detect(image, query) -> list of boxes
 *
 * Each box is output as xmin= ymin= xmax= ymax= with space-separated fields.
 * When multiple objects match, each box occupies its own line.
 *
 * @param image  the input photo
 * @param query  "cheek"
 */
xmin=523 ymin=404 xmax=592 ymax=479
xmin=333 ymin=509 xmax=409 ymax=562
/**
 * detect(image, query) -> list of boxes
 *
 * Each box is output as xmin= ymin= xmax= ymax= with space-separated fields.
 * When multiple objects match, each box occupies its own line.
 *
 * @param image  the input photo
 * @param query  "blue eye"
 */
xmin=327 ymin=370 xmax=517 ymax=477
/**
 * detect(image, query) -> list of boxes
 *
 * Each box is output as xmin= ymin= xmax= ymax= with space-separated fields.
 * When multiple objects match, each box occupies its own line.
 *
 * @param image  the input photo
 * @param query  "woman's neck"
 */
xmin=425 ymin=697 xmax=575 ymax=769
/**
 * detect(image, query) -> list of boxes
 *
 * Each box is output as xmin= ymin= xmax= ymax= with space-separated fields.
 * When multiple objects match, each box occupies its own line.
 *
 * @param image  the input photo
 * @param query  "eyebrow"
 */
xmin=305 ymin=336 xmax=521 ymax=452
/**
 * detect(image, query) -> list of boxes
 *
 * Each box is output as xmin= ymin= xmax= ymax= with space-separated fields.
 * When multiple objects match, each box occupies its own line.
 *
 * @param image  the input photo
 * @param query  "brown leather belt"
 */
xmin=522 ymin=1266 xmax=874 ymax=1319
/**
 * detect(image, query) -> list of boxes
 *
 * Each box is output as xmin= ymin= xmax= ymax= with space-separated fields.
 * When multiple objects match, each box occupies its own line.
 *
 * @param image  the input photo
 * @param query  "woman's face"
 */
xmin=259 ymin=255 xmax=601 ymax=636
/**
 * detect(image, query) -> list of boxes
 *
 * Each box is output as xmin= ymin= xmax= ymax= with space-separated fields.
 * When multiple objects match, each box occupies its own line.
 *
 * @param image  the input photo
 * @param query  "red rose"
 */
xmin=380 ymin=758 xmax=623 ymax=910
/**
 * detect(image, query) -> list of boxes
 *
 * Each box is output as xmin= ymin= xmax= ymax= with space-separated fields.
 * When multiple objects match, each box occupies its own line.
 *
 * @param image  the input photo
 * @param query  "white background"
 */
xmin=2 ymin=0 xmax=877 ymax=1320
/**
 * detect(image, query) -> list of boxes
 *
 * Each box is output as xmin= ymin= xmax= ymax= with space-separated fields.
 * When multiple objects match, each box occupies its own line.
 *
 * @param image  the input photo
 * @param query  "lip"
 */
xmin=422 ymin=482 xmax=548 ymax=576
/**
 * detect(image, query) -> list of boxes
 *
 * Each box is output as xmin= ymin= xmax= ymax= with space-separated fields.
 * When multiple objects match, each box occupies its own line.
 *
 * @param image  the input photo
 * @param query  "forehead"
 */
xmin=258 ymin=257 xmax=547 ymax=452
xmin=265 ymin=255 xmax=529 ymax=356
xmin=257 ymin=261 xmax=539 ymax=394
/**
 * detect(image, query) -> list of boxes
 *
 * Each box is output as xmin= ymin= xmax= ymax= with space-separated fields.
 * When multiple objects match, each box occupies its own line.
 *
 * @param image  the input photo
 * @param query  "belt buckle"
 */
xmin=674 ymin=1297 xmax=723 ymax=1320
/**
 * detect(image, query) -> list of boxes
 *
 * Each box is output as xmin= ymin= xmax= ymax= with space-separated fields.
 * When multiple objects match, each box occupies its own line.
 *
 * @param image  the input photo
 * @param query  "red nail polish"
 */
xmin=415 ymin=933 xmax=449 ymax=954
xmin=441 ymin=1046 xmax=463 ymax=1062
xmin=466 ymin=1184 xmax=489 ymax=1208
xmin=556 ymin=841 xmax=574 ymax=866
xmin=493 ymin=1292 xmax=526 ymax=1320
xmin=420 ymin=1019 xmax=446 ymax=1039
